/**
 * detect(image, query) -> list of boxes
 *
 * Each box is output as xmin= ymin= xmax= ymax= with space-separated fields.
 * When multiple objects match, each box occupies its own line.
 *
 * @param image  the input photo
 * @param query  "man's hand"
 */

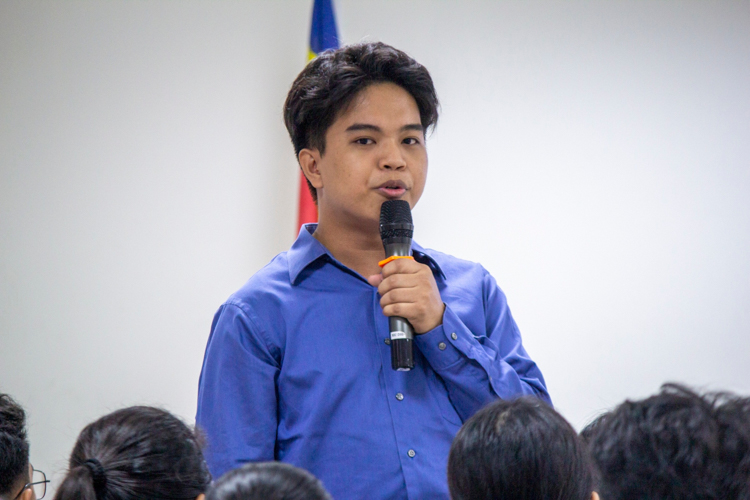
xmin=367 ymin=258 xmax=445 ymax=334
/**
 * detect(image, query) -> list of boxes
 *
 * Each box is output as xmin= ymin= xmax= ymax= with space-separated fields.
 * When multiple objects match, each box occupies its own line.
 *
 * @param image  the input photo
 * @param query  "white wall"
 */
xmin=1 ymin=0 xmax=748 ymax=491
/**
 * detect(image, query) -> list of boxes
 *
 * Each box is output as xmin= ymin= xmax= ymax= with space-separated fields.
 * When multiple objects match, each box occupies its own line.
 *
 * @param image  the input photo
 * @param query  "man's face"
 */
xmin=306 ymin=82 xmax=427 ymax=231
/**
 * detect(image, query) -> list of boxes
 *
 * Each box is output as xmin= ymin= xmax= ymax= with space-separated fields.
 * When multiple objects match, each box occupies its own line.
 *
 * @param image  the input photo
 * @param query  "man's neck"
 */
xmin=313 ymin=219 xmax=385 ymax=279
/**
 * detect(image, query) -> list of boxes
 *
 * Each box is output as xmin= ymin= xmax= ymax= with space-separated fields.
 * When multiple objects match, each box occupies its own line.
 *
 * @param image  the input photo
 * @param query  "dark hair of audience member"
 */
xmin=715 ymin=394 xmax=750 ymax=499
xmin=206 ymin=462 xmax=332 ymax=500
xmin=0 ymin=394 xmax=30 ymax=498
xmin=53 ymin=406 xmax=211 ymax=500
xmin=283 ymin=41 xmax=439 ymax=202
xmin=448 ymin=396 xmax=595 ymax=500
xmin=582 ymin=383 xmax=750 ymax=500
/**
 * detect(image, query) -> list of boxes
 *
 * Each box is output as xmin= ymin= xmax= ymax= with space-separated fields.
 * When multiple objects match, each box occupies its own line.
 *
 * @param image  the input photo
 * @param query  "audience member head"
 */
xmin=53 ymin=406 xmax=211 ymax=500
xmin=206 ymin=462 xmax=331 ymax=500
xmin=715 ymin=394 xmax=750 ymax=499
xmin=284 ymin=41 xmax=439 ymax=201
xmin=448 ymin=396 xmax=597 ymax=500
xmin=0 ymin=394 xmax=31 ymax=500
xmin=583 ymin=383 xmax=750 ymax=500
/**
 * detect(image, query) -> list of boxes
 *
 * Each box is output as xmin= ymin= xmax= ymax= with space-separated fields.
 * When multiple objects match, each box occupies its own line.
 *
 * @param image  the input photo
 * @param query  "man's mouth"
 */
xmin=377 ymin=180 xmax=407 ymax=198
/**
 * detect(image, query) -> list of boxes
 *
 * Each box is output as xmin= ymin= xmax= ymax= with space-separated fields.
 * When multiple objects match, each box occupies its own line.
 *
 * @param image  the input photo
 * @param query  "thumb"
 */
xmin=367 ymin=273 xmax=384 ymax=287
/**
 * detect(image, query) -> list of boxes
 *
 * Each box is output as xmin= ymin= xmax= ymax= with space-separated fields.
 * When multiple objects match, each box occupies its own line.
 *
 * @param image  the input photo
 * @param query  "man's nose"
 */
xmin=380 ymin=140 xmax=406 ymax=170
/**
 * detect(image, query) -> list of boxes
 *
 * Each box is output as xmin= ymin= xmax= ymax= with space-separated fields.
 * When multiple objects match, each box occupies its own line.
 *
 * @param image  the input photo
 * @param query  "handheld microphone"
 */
xmin=379 ymin=200 xmax=415 ymax=371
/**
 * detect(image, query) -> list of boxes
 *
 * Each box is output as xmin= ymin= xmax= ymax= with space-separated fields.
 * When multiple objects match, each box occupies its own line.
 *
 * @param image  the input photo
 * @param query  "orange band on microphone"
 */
xmin=378 ymin=255 xmax=414 ymax=268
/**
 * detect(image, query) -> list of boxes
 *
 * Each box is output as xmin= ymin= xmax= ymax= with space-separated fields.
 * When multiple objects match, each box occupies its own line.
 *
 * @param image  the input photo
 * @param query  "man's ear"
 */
xmin=298 ymin=148 xmax=324 ymax=190
xmin=20 ymin=486 xmax=35 ymax=500
xmin=591 ymin=492 xmax=600 ymax=500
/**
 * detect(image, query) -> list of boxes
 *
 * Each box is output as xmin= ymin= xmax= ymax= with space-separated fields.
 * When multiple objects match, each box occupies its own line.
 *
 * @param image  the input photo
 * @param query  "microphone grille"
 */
xmin=380 ymin=200 xmax=413 ymax=226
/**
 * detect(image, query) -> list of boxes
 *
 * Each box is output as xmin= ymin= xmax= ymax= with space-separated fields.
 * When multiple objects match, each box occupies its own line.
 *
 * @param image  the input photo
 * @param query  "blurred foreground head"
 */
xmin=206 ymin=462 xmax=331 ymax=500
xmin=582 ymin=383 xmax=750 ymax=500
xmin=448 ymin=397 xmax=596 ymax=500
xmin=0 ymin=394 xmax=30 ymax=500
xmin=53 ymin=406 xmax=211 ymax=500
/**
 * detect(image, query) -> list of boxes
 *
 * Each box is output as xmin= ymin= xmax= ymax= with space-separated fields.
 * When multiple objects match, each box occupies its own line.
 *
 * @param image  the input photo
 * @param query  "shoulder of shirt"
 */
xmin=418 ymin=246 xmax=507 ymax=303
xmin=415 ymin=244 xmax=492 ymax=280
xmin=222 ymin=250 xmax=294 ymax=311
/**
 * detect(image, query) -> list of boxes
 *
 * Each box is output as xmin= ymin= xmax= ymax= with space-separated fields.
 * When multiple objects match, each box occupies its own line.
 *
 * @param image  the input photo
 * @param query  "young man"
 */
xmin=196 ymin=42 xmax=550 ymax=499
xmin=0 ymin=394 xmax=45 ymax=500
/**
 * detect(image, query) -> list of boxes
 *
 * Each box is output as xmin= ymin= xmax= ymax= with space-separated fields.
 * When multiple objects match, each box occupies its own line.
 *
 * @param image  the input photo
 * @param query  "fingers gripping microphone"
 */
xmin=380 ymin=200 xmax=415 ymax=371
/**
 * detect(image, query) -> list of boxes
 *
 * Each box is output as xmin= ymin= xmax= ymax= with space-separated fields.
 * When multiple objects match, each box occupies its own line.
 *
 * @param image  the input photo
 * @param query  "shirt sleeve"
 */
xmin=413 ymin=268 xmax=551 ymax=422
xmin=196 ymin=301 xmax=280 ymax=479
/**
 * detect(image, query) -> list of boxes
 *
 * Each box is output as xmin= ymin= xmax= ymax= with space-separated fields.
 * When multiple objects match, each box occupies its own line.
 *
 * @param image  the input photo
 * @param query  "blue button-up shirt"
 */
xmin=196 ymin=225 xmax=550 ymax=499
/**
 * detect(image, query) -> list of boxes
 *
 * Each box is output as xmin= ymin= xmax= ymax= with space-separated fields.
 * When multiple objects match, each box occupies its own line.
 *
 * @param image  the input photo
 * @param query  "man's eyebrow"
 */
xmin=344 ymin=123 xmax=424 ymax=133
xmin=345 ymin=123 xmax=382 ymax=133
xmin=401 ymin=124 xmax=424 ymax=132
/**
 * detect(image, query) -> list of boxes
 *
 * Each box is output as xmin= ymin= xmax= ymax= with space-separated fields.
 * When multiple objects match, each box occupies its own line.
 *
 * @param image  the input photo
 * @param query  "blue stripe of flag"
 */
xmin=310 ymin=0 xmax=340 ymax=54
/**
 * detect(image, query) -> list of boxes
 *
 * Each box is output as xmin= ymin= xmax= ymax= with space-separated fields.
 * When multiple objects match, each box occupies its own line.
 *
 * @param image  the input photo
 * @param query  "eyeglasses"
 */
xmin=13 ymin=466 xmax=50 ymax=500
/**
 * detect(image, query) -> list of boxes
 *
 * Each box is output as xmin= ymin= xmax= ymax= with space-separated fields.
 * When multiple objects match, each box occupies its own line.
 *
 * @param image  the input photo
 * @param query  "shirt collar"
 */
xmin=287 ymin=224 xmax=446 ymax=285
xmin=411 ymin=241 xmax=447 ymax=281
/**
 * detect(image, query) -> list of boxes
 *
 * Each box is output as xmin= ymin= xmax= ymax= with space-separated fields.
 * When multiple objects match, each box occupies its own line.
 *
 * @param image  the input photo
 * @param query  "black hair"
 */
xmin=283 ymin=41 xmax=439 ymax=202
xmin=205 ymin=462 xmax=331 ymax=500
xmin=447 ymin=396 xmax=593 ymax=500
xmin=0 ymin=394 xmax=30 ymax=496
xmin=715 ymin=395 xmax=750 ymax=499
xmin=53 ymin=406 xmax=211 ymax=500
xmin=583 ymin=383 xmax=750 ymax=500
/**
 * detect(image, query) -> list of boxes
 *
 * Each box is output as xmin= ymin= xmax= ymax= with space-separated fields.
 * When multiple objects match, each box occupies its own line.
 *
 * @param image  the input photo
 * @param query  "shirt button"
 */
xmin=408 ymin=449 xmax=416 ymax=458
xmin=384 ymin=338 xmax=391 ymax=345
xmin=438 ymin=342 xmax=447 ymax=350
xmin=396 ymin=393 xmax=404 ymax=401
xmin=451 ymin=332 xmax=458 ymax=340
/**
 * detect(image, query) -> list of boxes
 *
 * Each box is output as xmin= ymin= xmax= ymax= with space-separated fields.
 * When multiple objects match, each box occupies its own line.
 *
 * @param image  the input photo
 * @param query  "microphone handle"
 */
xmin=390 ymin=316 xmax=415 ymax=371
xmin=383 ymin=241 xmax=415 ymax=371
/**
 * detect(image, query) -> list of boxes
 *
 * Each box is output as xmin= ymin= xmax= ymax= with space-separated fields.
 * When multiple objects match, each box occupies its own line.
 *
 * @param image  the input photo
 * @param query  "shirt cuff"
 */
xmin=413 ymin=305 xmax=473 ymax=371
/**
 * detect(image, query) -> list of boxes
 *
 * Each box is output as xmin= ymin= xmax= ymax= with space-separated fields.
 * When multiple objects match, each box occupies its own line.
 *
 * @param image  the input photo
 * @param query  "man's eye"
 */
xmin=355 ymin=138 xmax=374 ymax=145
xmin=403 ymin=137 xmax=421 ymax=145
